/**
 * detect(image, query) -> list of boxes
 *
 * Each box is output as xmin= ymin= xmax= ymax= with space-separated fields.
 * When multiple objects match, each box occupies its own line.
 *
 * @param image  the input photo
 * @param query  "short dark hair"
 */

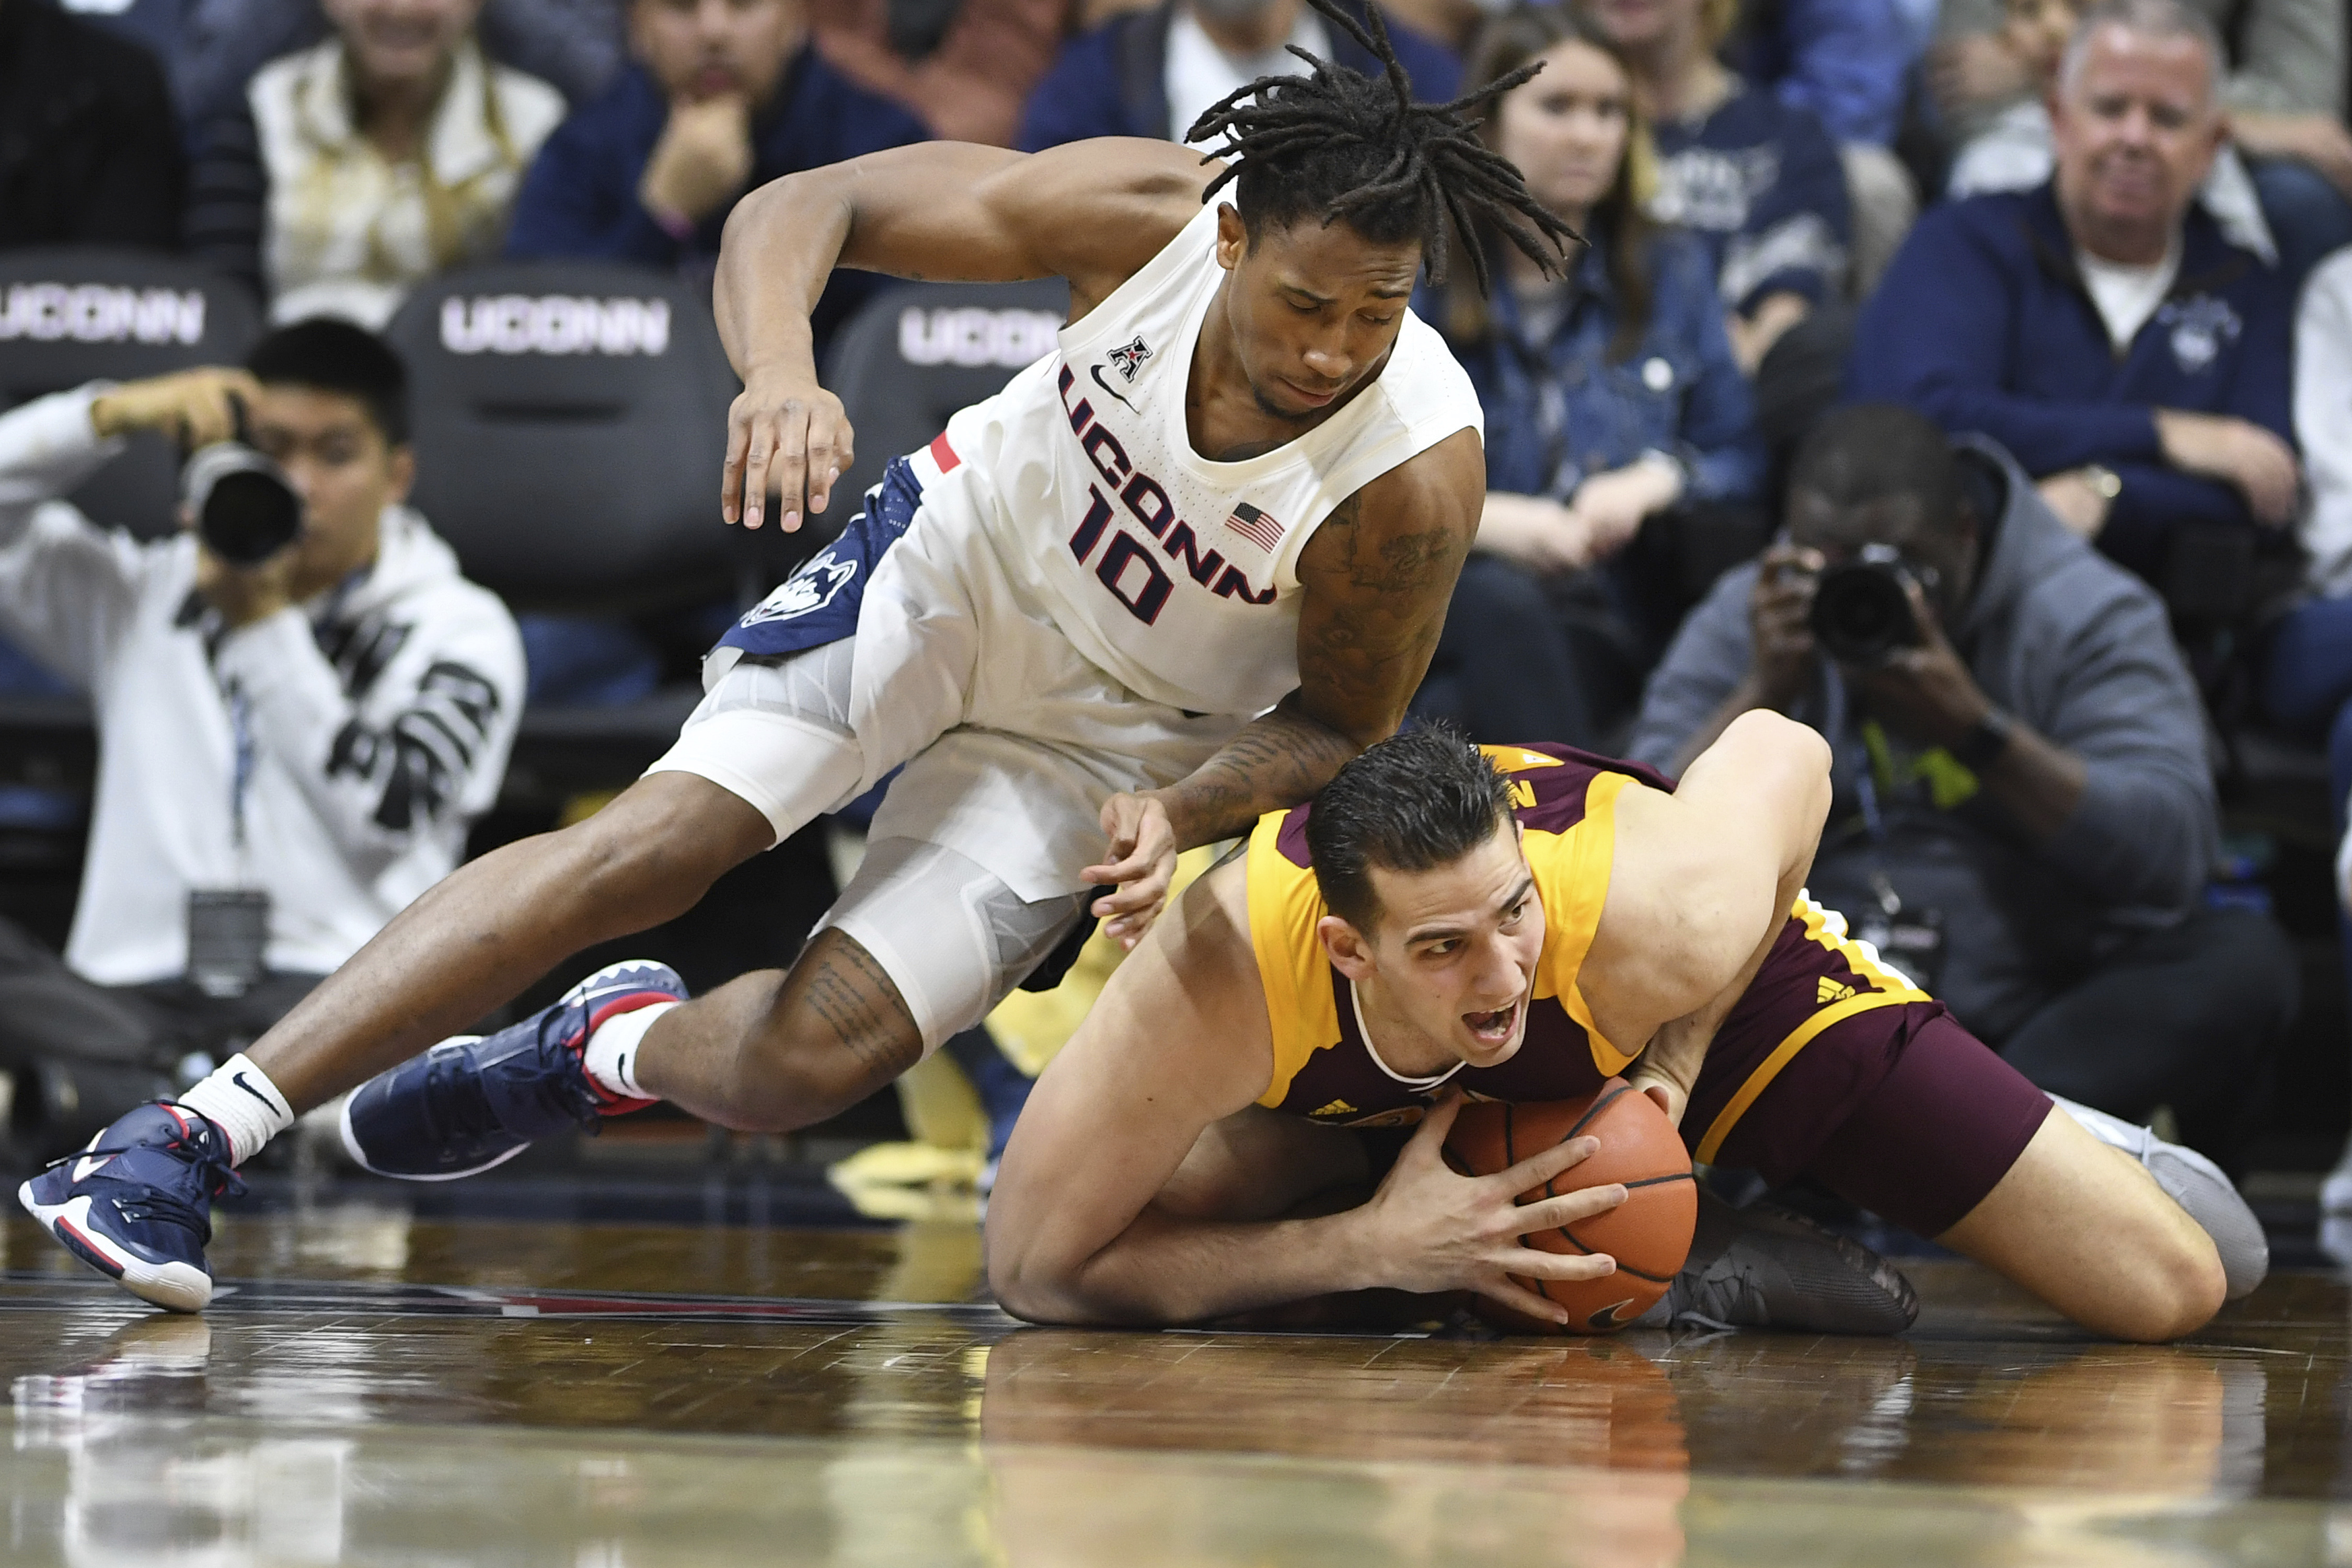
xmin=1308 ymin=725 xmax=1516 ymax=930
xmin=1185 ymin=0 xmax=1581 ymax=292
xmin=246 ymin=318 xmax=410 ymax=446
xmin=1786 ymin=403 xmax=1958 ymax=532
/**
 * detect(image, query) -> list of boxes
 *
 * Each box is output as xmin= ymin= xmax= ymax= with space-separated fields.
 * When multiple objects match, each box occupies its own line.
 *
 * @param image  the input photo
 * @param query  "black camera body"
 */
xmin=1809 ymin=543 xmax=1932 ymax=666
xmin=180 ymin=398 xmax=301 ymax=567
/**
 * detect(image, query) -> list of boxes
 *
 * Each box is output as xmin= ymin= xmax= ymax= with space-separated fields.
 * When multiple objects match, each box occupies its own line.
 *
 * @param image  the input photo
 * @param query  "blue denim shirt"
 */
xmin=1452 ymin=229 xmax=1765 ymax=506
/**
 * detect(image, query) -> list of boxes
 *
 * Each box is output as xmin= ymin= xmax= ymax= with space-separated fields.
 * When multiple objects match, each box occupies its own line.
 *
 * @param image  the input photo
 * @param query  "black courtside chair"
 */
xmin=813 ymin=278 xmax=1070 ymax=552
xmin=383 ymin=260 xmax=743 ymax=800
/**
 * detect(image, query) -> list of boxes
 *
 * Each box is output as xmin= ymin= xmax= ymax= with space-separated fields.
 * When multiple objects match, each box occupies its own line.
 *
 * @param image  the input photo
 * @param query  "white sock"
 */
xmin=581 ymin=1001 xmax=676 ymax=1102
xmin=178 ymin=1053 xmax=296 ymax=1166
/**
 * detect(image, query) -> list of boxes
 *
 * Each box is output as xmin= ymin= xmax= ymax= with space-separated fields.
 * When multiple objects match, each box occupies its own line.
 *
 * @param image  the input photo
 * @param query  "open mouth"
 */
xmin=1462 ymin=999 xmax=1521 ymax=1048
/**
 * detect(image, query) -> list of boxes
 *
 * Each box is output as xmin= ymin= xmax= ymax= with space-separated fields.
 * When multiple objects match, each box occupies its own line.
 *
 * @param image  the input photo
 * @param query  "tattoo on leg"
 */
xmin=799 ymin=937 xmax=923 ymax=1078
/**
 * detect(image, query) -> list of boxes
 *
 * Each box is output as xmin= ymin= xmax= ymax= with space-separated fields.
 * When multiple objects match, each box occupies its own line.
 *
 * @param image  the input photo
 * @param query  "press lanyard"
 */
xmin=228 ymin=687 xmax=255 ymax=858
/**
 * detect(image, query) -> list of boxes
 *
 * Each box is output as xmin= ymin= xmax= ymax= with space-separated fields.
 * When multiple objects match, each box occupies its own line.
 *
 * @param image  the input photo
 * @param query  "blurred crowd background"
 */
xmin=2 ymin=0 xmax=2348 ymax=1236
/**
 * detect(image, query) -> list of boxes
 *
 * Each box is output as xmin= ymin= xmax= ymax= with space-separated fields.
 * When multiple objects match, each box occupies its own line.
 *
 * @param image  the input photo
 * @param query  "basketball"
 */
xmin=1445 ymin=1080 xmax=1699 ymax=1334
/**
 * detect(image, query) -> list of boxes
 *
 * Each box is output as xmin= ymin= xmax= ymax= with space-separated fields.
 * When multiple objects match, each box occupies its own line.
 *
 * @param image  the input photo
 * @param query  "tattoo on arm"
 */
xmin=1150 ymin=467 xmax=1474 ymax=848
xmin=1160 ymin=701 xmax=1363 ymax=849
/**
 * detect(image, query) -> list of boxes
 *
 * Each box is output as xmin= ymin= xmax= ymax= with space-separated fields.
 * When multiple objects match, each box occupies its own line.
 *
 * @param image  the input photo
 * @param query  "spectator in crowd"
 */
xmin=1730 ymin=0 xmax=1913 ymax=146
xmin=1413 ymin=4 xmax=1763 ymax=746
xmin=1933 ymin=0 xmax=2348 ymax=283
xmin=503 ymin=0 xmax=929 ymax=707
xmin=185 ymin=0 xmax=567 ymax=328
xmin=1583 ymin=0 xmax=1853 ymax=375
xmin=1016 ymin=0 xmax=1459 ymax=152
xmin=808 ymin=0 xmax=1068 ymax=145
xmin=0 ymin=321 xmax=524 ymax=1160
xmin=0 ymin=0 xmax=183 ymax=252
xmin=1629 ymin=405 xmax=2292 ymax=1168
xmin=1725 ymin=0 xmax=1923 ymax=294
xmin=1944 ymin=0 xmax=2277 ymax=268
xmin=506 ymin=0 xmax=927 ymax=355
xmin=2266 ymin=246 xmax=2352 ymax=1212
xmin=169 ymin=0 xmax=624 ymax=131
xmin=1848 ymin=0 xmax=2296 ymax=595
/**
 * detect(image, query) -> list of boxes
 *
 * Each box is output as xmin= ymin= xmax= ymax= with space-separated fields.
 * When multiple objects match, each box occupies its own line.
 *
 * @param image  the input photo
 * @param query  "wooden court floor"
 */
xmin=1 ymin=1187 xmax=2348 ymax=1567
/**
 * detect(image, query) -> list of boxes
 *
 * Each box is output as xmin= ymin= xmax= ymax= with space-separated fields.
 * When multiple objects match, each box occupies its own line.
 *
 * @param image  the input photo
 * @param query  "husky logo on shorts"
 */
xmin=714 ymin=456 xmax=924 ymax=661
xmin=744 ymin=554 xmax=857 ymax=626
xmin=1109 ymin=335 xmax=1152 ymax=382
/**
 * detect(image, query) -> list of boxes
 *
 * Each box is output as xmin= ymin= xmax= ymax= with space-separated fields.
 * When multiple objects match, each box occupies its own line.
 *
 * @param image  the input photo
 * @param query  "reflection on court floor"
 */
xmin=0 ymin=1201 xmax=2346 ymax=1565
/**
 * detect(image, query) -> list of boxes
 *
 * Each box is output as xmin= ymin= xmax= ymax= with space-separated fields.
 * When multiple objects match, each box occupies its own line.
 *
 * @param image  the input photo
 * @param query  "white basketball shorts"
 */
xmin=647 ymin=458 xmax=1244 ymax=1051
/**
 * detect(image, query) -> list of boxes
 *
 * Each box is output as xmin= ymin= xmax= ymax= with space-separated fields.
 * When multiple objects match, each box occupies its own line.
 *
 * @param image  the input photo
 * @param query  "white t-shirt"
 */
xmin=2299 ymin=248 xmax=2352 ymax=597
xmin=1163 ymin=7 xmax=1332 ymax=144
xmin=2077 ymin=241 xmax=2182 ymax=352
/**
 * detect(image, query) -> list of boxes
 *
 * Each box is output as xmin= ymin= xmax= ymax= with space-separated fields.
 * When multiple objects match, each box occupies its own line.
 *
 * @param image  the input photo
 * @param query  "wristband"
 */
xmin=1950 ymin=707 xmax=2015 ymax=772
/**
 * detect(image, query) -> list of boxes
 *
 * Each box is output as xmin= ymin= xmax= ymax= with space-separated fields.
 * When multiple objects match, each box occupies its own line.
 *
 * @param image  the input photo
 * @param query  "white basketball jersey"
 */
xmin=934 ymin=201 xmax=1483 ymax=718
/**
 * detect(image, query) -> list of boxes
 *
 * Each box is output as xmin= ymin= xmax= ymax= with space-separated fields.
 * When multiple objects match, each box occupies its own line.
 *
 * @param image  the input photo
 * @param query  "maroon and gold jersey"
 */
xmin=1244 ymin=742 xmax=1930 ymax=1153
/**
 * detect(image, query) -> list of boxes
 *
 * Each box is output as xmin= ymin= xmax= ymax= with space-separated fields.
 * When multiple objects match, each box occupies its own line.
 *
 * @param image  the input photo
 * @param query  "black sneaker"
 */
xmin=1642 ymin=1193 xmax=1918 ymax=1335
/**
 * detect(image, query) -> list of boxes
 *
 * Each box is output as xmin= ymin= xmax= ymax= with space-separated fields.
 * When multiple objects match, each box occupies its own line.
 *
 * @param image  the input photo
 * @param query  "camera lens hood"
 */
xmin=1809 ymin=558 xmax=1920 ymax=666
xmin=182 ymin=441 xmax=303 ymax=567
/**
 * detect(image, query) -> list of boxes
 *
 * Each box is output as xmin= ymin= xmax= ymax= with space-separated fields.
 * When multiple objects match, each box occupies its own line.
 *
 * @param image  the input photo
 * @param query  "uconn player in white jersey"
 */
xmin=25 ymin=0 xmax=1593 ymax=1310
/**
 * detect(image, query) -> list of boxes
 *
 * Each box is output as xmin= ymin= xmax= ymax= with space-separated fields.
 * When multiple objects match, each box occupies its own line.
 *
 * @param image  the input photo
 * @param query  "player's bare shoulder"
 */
xmin=995 ymin=139 xmax=1227 ymax=319
xmin=1079 ymin=841 xmax=1276 ymax=1101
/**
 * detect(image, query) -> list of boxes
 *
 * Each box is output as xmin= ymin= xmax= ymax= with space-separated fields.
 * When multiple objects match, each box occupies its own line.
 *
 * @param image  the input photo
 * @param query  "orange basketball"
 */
xmin=1444 ymin=1080 xmax=1698 ymax=1334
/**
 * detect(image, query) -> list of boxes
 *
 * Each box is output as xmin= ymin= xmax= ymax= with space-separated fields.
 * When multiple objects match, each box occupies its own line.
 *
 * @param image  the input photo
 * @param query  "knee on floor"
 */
xmin=2101 ymin=1230 xmax=2228 ymax=1344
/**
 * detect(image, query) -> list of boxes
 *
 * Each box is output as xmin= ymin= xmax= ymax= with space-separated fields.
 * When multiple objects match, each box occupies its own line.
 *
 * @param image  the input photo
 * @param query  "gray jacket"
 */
xmin=1625 ymin=437 xmax=2217 ymax=1040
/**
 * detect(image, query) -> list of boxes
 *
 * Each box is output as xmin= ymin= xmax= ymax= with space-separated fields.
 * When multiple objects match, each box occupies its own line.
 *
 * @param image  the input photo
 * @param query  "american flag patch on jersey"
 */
xmin=1224 ymin=502 xmax=1282 ymax=552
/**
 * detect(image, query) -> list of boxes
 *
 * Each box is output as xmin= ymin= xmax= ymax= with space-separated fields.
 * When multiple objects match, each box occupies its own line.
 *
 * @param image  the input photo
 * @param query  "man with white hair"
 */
xmin=1848 ymin=0 xmax=2297 ymax=595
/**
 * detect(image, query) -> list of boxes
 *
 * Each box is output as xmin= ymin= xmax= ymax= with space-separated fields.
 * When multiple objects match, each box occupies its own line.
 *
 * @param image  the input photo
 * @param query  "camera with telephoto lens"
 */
xmin=1808 ymin=543 xmax=1937 ymax=666
xmin=179 ymin=395 xmax=301 ymax=567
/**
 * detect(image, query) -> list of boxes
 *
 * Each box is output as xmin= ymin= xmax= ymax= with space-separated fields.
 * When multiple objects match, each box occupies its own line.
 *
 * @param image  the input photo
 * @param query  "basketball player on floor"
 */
xmin=986 ymin=722 xmax=2261 ymax=1341
xmin=25 ymin=2 xmax=1590 ymax=1311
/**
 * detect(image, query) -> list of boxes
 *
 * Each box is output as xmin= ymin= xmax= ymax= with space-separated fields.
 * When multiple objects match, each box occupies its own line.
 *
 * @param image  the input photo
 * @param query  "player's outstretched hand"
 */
xmin=1354 ymin=1092 xmax=1626 ymax=1327
xmin=723 ymin=366 xmax=854 ymax=533
xmin=1083 ymin=792 xmax=1179 ymax=950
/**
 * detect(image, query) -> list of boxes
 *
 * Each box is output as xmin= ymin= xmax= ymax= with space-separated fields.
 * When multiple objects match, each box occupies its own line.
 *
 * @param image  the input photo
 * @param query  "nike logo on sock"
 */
xmin=232 ymin=1071 xmax=285 ymax=1116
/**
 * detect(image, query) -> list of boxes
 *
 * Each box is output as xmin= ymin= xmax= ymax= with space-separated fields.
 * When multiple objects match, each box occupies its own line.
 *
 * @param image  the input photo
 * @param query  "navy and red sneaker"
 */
xmin=339 ymin=960 xmax=686 ymax=1181
xmin=18 ymin=1102 xmax=246 ymax=1313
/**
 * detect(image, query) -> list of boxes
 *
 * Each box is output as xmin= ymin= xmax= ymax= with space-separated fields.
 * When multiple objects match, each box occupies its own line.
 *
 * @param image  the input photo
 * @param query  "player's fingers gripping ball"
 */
xmin=1445 ymin=1079 xmax=1697 ymax=1334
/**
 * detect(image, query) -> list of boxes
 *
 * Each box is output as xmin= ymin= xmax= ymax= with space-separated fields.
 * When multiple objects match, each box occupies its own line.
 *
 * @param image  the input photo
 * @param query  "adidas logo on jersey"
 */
xmin=1310 ymin=1099 xmax=1358 ymax=1118
xmin=1817 ymin=977 xmax=1857 ymax=1005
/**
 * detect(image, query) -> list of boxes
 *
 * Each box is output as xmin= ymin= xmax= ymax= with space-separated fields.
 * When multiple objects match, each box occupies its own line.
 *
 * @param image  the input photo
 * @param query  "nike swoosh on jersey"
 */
xmin=1089 ymin=362 xmax=1141 ymax=414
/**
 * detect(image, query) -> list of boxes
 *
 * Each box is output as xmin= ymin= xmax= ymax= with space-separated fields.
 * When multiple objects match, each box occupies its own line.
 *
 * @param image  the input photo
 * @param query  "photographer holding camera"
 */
xmin=0 ymin=319 xmax=524 ymax=1159
xmin=1629 ymin=403 xmax=2293 ymax=1168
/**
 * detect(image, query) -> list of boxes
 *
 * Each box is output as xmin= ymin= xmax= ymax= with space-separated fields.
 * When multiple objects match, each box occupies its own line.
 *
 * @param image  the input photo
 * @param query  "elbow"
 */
xmin=718 ymin=168 xmax=824 ymax=255
xmin=1722 ymin=708 xmax=1835 ymax=799
xmin=988 ymin=1265 xmax=1068 ymax=1327
xmin=986 ymin=1249 xmax=1103 ymax=1328
xmin=2055 ymin=780 xmax=2213 ymax=909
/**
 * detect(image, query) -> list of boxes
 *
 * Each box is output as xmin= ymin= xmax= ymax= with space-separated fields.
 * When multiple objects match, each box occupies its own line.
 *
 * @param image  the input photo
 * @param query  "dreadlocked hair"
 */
xmin=1182 ymin=0 xmax=1582 ymax=292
